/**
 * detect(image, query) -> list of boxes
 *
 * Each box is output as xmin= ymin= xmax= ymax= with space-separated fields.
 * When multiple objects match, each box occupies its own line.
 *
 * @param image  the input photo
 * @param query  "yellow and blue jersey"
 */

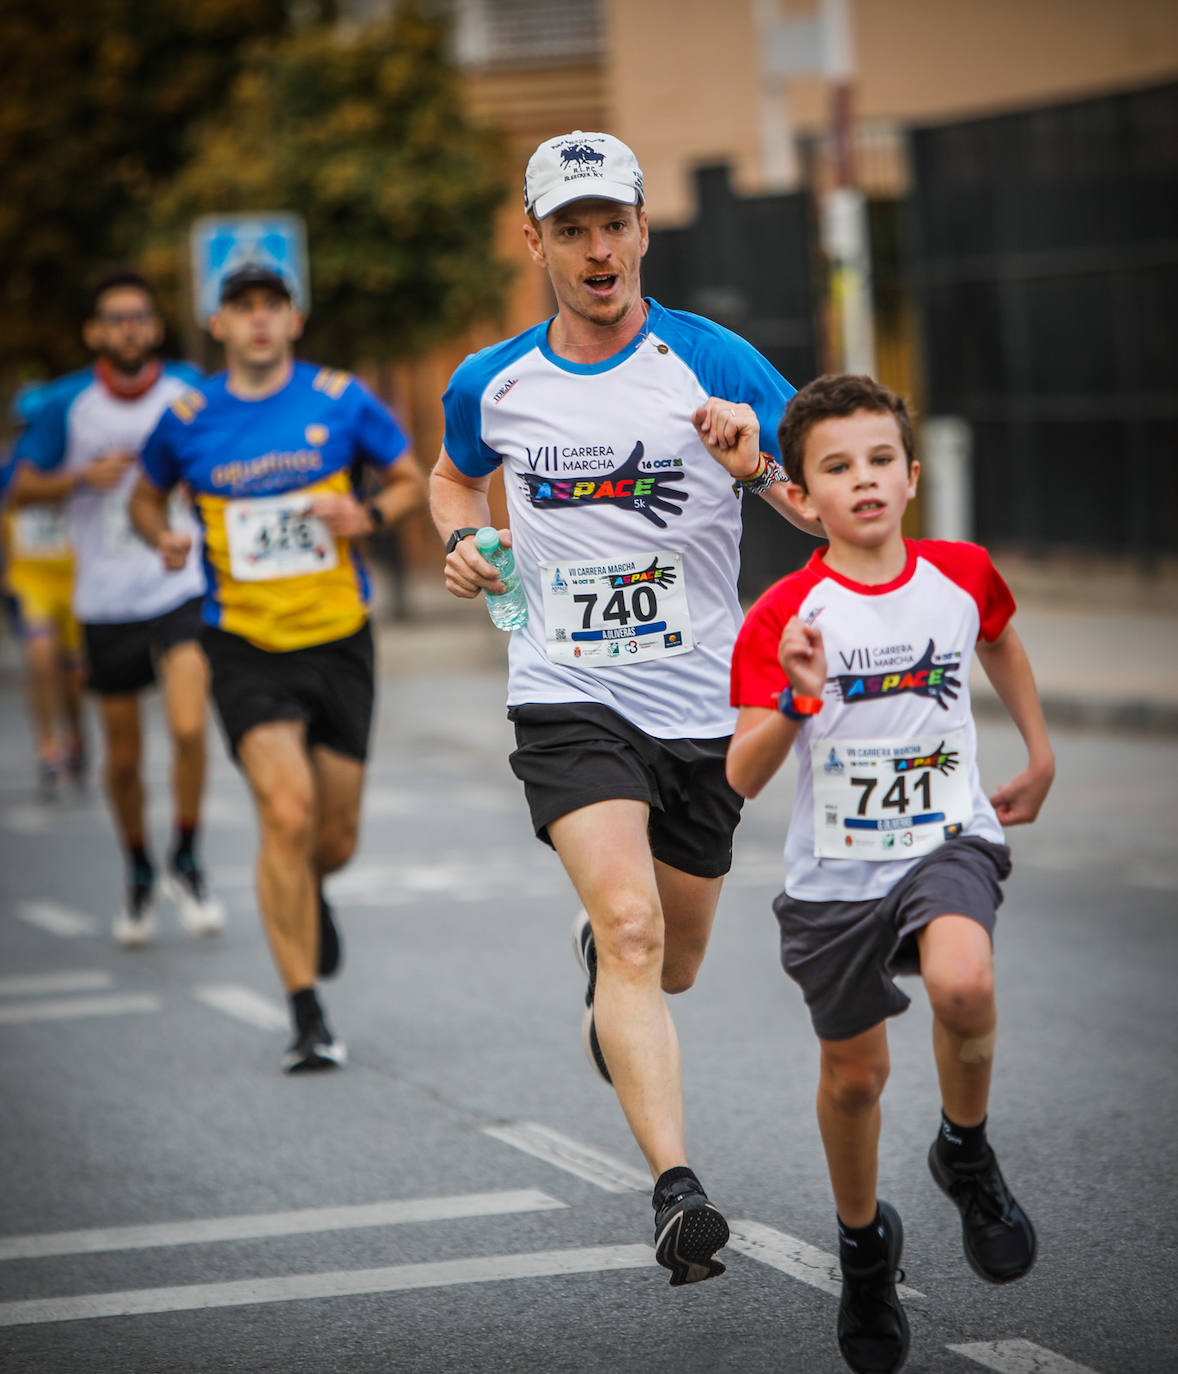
xmin=140 ymin=361 xmax=410 ymax=652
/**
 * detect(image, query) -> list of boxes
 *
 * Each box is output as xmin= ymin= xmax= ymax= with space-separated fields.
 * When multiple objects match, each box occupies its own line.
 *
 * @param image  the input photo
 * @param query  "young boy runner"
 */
xmin=726 ymin=375 xmax=1054 ymax=1374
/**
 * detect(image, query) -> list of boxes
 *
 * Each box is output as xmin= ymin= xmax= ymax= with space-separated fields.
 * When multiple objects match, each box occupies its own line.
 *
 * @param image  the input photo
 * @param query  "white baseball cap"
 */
xmin=524 ymin=131 xmax=644 ymax=220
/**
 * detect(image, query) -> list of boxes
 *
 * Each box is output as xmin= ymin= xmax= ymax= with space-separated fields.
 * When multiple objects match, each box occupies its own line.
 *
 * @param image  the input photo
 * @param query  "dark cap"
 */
xmin=218 ymin=263 xmax=293 ymax=304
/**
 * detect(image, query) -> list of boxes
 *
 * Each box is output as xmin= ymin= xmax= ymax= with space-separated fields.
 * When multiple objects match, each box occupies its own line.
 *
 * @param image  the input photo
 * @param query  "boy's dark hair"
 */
xmin=88 ymin=270 xmax=156 ymax=318
xmin=777 ymin=374 xmax=915 ymax=490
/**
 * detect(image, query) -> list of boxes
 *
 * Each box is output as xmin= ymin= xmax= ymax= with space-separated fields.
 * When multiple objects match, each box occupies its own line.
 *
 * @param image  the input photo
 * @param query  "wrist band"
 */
xmin=777 ymin=685 xmax=824 ymax=721
xmin=737 ymin=454 xmax=787 ymax=497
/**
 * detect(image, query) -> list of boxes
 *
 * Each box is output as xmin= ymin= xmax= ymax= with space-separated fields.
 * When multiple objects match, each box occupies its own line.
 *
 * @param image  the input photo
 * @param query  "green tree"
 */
xmin=0 ymin=0 xmax=290 ymax=383
xmin=146 ymin=4 xmax=513 ymax=367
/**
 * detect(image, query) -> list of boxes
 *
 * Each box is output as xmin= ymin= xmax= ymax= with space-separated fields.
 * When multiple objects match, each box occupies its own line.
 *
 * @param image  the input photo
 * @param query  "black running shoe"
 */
xmin=928 ymin=1141 xmax=1037 ymax=1283
xmin=317 ymin=888 xmax=341 ymax=979
xmin=652 ymin=1172 xmax=730 ymax=1287
xmin=837 ymin=1200 xmax=910 ymax=1374
xmin=572 ymin=909 xmax=610 ymax=1083
xmin=281 ymin=1011 xmax=347 ymax=1074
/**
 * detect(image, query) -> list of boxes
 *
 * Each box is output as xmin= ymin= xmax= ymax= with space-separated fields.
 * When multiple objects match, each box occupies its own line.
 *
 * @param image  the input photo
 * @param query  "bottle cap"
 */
xmin=475 ymin=527 xmax=501 ymax=554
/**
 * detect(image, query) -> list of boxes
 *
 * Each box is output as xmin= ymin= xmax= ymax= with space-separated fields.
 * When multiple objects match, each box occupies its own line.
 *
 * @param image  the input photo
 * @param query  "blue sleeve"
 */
xmin=13 ymin=393 xmax=69 ymax=472
xmin=655 ymin=310 xmax=797 ymax=460
xmin=140 ymin=410 xmax=183 ymax=491
xmin=164 ymin=361 xmax=205 ymax=387
xmin=349 ymin=380 xmax=410 ymax=469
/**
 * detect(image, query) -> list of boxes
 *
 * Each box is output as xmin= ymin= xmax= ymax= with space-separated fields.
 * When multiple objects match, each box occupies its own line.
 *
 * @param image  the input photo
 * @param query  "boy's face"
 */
xmin=787 ymin=408 xmax=918 ymax=550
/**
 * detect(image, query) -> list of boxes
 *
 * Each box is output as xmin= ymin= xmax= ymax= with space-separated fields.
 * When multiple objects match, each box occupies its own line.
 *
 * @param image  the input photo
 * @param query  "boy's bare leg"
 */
xmin=549 ymin=799 xmax=689 ymax=1179
xmin=816 ymin=1024 xmax=891 ymax=1227
xmin=917 ymin=914 xmax=996 ymax=1125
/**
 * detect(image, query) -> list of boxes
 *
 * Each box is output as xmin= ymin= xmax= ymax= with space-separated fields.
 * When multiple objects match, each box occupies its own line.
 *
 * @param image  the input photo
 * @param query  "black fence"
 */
xmin=908 ymin=82 xmax=1178 ymax=559
xmin=644 ymin=165 xmax=820 ymax=597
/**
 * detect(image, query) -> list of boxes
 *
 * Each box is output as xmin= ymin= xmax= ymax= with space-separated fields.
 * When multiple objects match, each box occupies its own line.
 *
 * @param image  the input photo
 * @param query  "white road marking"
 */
xmin=728 ymin=1219 xmax=924 ymax=1300
xmin=0 ymin=805 xmax=53 ymax=835
xmin=193 ymin=984 xmax=288 ymax=1031
xmin=0 ymin=969 xmax=113 ymax=998
xmin=0 ymin=1244 xmax=654 ymax=1327
xmin=948 ymin=1339 xmax=1101 ymax=1374
xmin=0 ymin=1190 xmax=567 ymax=1262
xmin=15 ymin=901 xmax=98 ymax=938
xmin=0 ymin=994 xmax=159 ymax=1026
xmin=483 ymin=1122 xmax=650 ymax=1193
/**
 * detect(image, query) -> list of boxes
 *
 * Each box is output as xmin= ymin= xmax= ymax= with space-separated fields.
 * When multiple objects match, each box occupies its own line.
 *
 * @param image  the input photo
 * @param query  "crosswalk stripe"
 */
xmin=0 ymin=970 xmax=113 ymax=998
xmin=948 ymin=1339 xmax=1101 ymax=1374
xmin=193 ymin=984 xmax=288 ymax=1031
xmin=15 ymin=901 xmax=98 ymax=938
xmin=0 ymin=1244 xmax=655 ymax=1327
xmin=0 ymin=1190 xmax=567 ymax=1262
xmin=728 ymin=1219 xmax=925 ymax=1300
xmin=0 ymin=994 xmax=159 ymax=1026
xmin=483 ymin=1122 xmax=650 ymax=1193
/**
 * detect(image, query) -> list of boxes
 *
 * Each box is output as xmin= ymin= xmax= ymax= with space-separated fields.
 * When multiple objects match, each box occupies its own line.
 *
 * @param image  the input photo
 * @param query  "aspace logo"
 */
xmin=831 ymin=639 xmax=962 ymax=711
xmin=605 ymin=557 xmax=677 ymax=590
xmin=518 ymin=441 xmax=688 ymax=529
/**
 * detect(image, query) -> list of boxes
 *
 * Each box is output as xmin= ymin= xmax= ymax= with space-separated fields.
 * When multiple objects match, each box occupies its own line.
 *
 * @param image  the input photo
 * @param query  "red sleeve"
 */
xmin=917 ymin=540 xmax=1016 ymax=643
xmin=730 ymin=569 xmax=818 ymax=708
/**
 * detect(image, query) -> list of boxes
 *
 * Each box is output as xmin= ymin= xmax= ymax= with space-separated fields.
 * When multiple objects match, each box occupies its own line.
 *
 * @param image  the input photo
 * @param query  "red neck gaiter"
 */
xmin=96 ymin=356 xmax=162 ymax=400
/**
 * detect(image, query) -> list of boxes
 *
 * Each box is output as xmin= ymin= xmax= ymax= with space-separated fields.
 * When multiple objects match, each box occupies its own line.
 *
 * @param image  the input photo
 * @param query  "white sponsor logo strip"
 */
xmin=0 ymin=970 xmax=113 ymax=998
xmin=0 ymin=1190 xmax=566 ymax=1263
xmin=0 ymin=1244 xmax=654 ymax=1328
xmin=15 ymin=901 xmax=98 ymax=938
xmin=728 ymin=1220 xmax=924 ymax=1300
xmin=0 ymin=994 xmax=159 ymax=1026
xmin=193 ymin=984 xmax=288 ymax=1031
xmin=948 ymin=1339 xmax=1101 ymax=1374
xmin=483 ymin=1122 xmax=649 ymax=1193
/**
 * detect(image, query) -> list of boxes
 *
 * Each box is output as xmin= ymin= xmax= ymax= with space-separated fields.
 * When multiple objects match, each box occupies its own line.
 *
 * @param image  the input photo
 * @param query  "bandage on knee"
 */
xmin=959 ymin=1029 xmax=996 ymax=1064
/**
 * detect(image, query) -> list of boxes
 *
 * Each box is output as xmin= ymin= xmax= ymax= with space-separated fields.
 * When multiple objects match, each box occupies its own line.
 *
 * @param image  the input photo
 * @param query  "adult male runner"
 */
xmin=132 ymin=263 xmax=426 ymax=1074
xmin=432 ymin=131 xmax=819 ymax=1284
xmin=10 ymin=272 xmax=223 ymax=944
xmin=3 ymin=381 xmax=86 ymax=798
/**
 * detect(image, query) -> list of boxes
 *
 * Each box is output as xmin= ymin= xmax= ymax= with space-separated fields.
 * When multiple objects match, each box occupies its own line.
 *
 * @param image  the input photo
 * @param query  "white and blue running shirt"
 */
xmin=15 ymin=364 xmax=205 ymax=624
xmin=442 ymin=300 xmax=796 ymax=739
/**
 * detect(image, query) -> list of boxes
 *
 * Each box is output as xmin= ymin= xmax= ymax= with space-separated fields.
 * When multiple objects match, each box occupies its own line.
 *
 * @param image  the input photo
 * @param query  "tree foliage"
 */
xmin=146 ymin=4 xmax=513 ymax=366
xmin=0 ymin=0 xmax=290 ymax=379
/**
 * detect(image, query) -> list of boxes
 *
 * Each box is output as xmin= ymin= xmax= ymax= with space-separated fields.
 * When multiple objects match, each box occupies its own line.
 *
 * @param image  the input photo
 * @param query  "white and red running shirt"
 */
xmin=730 ymin=539 xmax=1016 ymax=902
xmin=441 ymin=299 xmax=796 ymax=740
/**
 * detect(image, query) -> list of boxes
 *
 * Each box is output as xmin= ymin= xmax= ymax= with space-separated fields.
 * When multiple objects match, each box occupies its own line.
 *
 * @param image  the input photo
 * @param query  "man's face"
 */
xmin=524 ymin=199 xmax=649 ymax=330
xmin=210 ymin=288 xmax=302 ymax=369
xmin=84 ymin=286 xmax=163 ymax=373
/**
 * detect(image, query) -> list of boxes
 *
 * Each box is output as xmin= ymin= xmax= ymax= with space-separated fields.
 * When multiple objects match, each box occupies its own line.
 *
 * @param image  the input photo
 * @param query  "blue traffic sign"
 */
xmin=189 ymin=214 xmax=309 ymax=325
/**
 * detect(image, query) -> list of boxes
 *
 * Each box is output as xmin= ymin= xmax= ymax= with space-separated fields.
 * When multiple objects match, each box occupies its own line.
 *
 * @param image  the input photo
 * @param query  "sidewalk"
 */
xmin=377 ymin=555 xmax=1178 ymax=738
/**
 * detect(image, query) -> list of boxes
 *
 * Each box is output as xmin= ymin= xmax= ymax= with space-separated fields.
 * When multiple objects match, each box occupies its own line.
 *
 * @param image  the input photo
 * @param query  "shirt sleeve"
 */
xmin=350 ymin=380 xmax=410 ymax=469
xmin=730 ymin=580 xmax=810 ymax=708
xmin=441 ymin=361 xmax=501 ymax=478
xmin=139 ymin=410 xmax=183 ymax=491
xmin=919 ymin=540 xmax=1016 ymax=643
xmin=12 ymin=395 xmax=69 ymax=472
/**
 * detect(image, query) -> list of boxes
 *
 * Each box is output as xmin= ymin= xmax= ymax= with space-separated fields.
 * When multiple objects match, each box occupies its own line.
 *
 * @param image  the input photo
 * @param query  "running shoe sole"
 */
xmin=572 ymin=910 xmax=611 ymax=1083
xmin=112 ymin=905 xmax=158 ymax=948
xmin=655 ymin=1198 xmax=730 ymax=1286
xmin=318 ymin=891 xmax=342 ymax=978
xmin=580 ymin=1003 xmax=612 ymax=1084
xmin=160 ymin=872 xmax=226 ymax=937
xmin=281 ymin=1037 xmax=348 ymax=1074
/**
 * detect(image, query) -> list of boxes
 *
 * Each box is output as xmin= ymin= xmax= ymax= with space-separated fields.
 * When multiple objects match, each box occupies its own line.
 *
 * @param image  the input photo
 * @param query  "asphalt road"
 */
xmin=1 ymin=662 xmax=1176 ymax=1374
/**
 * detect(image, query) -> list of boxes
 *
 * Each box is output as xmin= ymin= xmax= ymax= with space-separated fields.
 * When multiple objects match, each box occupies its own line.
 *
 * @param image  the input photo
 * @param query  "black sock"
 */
xmin=172 ymin=824 xmax=198 ymax=869
xmin=127 ymin=843 xmax=153 ymax=886
xmin=838 ymin=1207 xmax=888 ymax=1266
xmin=653 ymin=1165 xmax=700 ymax=1206
xmin=936 ymin=1111 xmax=988 ymax=1164
xmin=290 ymin=987 xmax=321 ymax=1030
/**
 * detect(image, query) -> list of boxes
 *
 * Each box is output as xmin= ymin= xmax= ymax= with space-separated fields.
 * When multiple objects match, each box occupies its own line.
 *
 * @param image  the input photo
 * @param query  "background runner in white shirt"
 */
xmin=431 ymin=130 xmax=820 ymax=1287
xmin=10 ymin=271 xmax=223 ymax=947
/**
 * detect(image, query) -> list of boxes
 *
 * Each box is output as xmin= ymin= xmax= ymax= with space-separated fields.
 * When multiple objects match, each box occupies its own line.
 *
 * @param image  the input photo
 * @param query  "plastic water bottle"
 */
xmin=475 ymin=526 xmax=528 ymax=630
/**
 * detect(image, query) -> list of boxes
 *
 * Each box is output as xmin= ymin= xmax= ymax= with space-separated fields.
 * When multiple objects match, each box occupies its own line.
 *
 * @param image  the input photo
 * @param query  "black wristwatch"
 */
xmin=366 ymin=503 xmax=386 ymax=531
xmin=445 ymin=526 xmax=479 ymax=554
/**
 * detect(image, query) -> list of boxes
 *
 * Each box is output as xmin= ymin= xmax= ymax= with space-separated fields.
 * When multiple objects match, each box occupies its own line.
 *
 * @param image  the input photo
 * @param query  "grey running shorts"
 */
xmin=772 ymin=836 xmax=1012 ymax=1041
xmin=507 ymin=701 xmax=743 ymax=878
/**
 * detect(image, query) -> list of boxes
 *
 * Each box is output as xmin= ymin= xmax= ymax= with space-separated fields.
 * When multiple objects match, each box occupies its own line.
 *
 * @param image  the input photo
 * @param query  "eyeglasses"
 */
xmin=97 ymin=310 xmax=155 ymax=326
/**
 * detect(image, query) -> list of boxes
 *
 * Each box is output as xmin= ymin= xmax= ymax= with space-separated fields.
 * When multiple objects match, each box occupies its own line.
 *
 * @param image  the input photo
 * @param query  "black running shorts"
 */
xmin=507 ymin=701 xmax=743 ymax=879
xmin=201 ymin=621 xmax=375 ymax=761
xmin=773 ymin=836 xmax=1012 ymax=1042
xmin=83 ymin=595 xmax=204 ymax=696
